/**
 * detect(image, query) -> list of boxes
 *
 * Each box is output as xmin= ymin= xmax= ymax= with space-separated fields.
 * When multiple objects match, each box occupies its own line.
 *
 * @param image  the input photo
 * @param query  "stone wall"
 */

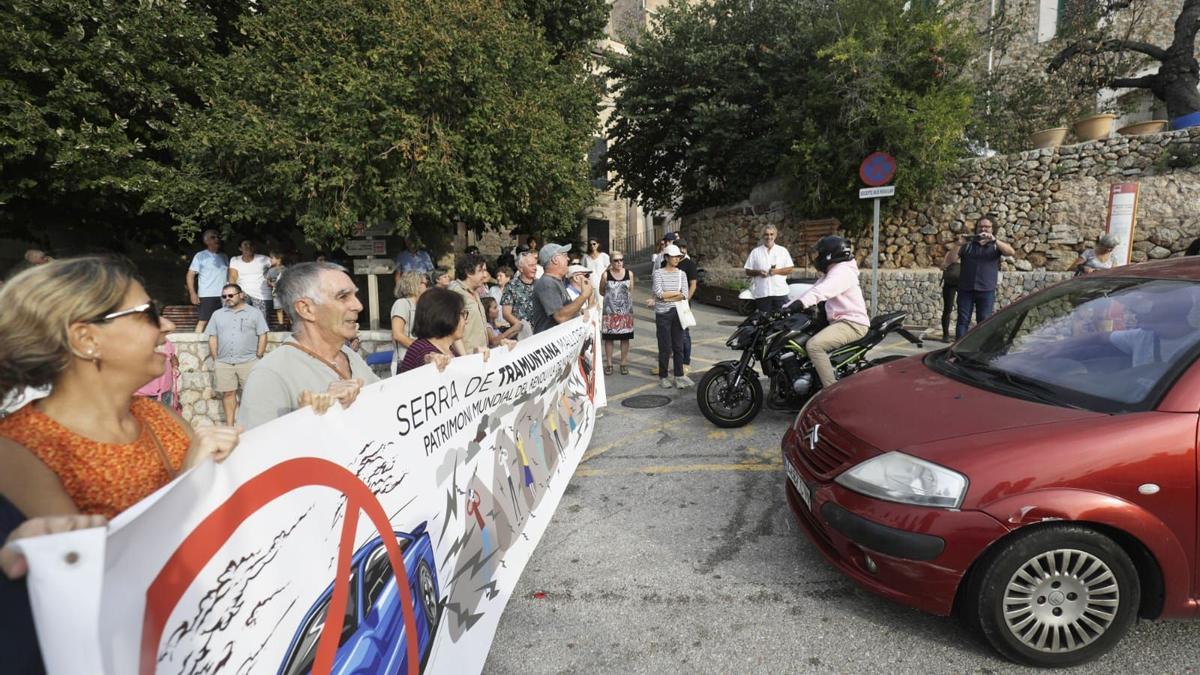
xmin=682 ymin=127 xmax=1200 ymax=275
xmin=169 ymin=330 xmax=393 ymax=427
xmin=697 ymin=266 xmax=1072 ymax=330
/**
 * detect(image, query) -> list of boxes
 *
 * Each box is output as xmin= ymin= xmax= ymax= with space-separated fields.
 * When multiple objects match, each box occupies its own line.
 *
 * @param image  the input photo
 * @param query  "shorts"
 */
xmin=198 ymin=297 xmax=223 ymax=322
xmin=214 ymin=360 xmax=257 ymax=392
xmin=246 ymin=295 xmax=273 ymax=319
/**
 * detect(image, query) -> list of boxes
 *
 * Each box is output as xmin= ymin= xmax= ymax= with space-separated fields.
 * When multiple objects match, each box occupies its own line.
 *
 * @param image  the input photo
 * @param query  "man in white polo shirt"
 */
xmin=743 ymin=225 xmax=795 ymax=313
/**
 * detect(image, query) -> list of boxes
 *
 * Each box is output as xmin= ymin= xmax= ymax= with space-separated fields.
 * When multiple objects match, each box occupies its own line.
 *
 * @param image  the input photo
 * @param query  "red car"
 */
xmin=783 ymin=258 xmax=1200 ymax=667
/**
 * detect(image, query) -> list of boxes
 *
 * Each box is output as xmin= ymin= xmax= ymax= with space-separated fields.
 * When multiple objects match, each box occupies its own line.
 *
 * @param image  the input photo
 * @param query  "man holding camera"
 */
xmin=948 ymin=215 xmax=1014 ymax=339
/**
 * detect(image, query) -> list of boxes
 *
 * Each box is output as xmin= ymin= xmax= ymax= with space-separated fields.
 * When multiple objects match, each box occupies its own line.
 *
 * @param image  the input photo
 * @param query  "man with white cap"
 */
xmin=529 ymin=243 xmax=593 ymax=334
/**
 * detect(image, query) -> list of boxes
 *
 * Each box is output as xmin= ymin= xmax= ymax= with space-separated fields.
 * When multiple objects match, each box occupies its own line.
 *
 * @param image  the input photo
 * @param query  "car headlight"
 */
xmin=835 ymin=452 xmax=968 ymax=509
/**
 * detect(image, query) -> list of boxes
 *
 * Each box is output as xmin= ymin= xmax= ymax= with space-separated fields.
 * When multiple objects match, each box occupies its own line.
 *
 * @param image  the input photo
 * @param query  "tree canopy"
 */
xmin=606 ymin=0 xmax=976 ymax=231
xmin=1 ymin=0 xmax=605 ymax=249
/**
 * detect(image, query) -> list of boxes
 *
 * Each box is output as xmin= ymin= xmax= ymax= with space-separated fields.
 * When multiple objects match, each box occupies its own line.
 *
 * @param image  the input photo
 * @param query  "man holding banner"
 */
xmin=239 ymin=262 xmax=378 ymax=429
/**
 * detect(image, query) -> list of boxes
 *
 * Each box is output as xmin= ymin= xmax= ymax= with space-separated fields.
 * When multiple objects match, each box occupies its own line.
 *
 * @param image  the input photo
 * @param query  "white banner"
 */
xmin=17 ymin=313 xmax=605 ymax=675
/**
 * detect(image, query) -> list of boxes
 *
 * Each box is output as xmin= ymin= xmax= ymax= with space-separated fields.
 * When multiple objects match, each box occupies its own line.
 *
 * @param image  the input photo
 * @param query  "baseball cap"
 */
xmin=663 ymin=232 xmax=679 ymax=242
xmin=567 ymin=264 xmax=589 ymax=277
xmin=662 ymin=244 xmax=682 ymax=257
xmin=539 ymin=243 xmax=571 ymax=266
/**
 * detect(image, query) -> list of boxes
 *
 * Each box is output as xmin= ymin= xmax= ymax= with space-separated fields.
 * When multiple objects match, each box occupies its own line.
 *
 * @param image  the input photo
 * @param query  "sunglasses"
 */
xmin=221 ymin=292 xmax=241 ymax=299
xmin=612 ymin=258 xmax=624 ymax=263
xmin=91 ymin=301 xmax=161 ymax=325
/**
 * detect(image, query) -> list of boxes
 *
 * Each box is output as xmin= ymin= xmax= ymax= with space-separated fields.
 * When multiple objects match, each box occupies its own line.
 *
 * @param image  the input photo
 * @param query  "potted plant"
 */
xmin=1029 ymin=127 xmax=1069 ymax=149
xmin=1072 ymin=111 xmax=1117 ymax=142
xmin=1117 ymin=119 xmax=1169 ymax=136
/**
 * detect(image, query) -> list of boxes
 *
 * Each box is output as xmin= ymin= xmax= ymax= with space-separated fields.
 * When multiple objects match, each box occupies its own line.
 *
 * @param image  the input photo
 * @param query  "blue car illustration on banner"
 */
xmin=278 ymin=523 xmax=442 ymax=675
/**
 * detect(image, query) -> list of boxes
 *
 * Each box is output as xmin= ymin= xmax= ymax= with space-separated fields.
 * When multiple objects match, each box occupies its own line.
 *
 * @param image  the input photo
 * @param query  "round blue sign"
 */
xmin=859 ymin=152 xmax=896 ymax=187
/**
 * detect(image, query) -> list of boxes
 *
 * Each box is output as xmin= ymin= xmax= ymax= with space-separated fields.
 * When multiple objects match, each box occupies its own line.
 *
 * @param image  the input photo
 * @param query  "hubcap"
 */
xmin=1002 ymin=548 xmax=1119 ymax=653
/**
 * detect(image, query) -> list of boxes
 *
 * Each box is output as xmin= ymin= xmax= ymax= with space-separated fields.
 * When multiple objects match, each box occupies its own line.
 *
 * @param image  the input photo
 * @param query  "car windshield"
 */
xmin=936 ymin=276 xmax=1200 ymax=413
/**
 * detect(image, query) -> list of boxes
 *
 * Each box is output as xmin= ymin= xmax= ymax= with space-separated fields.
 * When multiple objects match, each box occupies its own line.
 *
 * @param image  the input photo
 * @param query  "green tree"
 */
xmin=0 ymin=0 xmax=217 ymax=242
xmin=150 ymin=0 xmax=600 ymax=247
xmin=607 ymin=0 xmax=976 ymax=232
xmin=513 ymin=0 xmax=610 ymax=60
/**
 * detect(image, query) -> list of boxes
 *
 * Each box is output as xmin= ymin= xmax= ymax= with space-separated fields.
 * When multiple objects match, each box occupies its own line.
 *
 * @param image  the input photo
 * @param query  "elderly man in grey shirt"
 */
xmin=205 ymin=283 xmax=269 ymax=425
xmin=239 ymin=262 xmax=379 ymax=430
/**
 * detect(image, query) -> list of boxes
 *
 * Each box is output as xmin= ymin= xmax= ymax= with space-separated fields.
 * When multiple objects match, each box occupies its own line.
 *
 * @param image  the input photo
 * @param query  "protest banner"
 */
xmin=15 ymin=312 xmax=604 ymax=675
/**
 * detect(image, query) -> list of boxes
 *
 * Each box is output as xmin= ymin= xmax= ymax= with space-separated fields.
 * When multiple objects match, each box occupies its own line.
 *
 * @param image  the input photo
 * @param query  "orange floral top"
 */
xmin=0 ymin=398 xmax=189 ymax=518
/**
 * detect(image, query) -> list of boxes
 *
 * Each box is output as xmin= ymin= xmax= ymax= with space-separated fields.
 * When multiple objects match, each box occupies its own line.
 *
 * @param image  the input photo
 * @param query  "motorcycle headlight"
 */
xmin=835 ymin=452 xmax=968 ymax=509
xmin=726 ymin=326 xmax=753 ymax=349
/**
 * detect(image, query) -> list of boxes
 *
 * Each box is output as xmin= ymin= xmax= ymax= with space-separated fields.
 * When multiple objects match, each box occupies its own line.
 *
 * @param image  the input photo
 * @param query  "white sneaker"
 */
xmin=675 ymin=375 xmax=695 ymax=389
xmin=659 ymin=378 xmax=674 ymax=389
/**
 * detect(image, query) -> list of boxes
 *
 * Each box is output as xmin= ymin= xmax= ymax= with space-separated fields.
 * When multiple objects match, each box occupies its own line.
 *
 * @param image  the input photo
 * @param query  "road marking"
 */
xmin=575 ymin=462 xmax=782 ymax=477
xmin=580 ymin=420 xmax=677 ymax=463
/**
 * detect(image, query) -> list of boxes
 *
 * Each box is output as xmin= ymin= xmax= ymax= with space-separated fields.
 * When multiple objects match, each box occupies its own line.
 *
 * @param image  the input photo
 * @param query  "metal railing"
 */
xmin=614 ymin=226 xmax=663 ymax=264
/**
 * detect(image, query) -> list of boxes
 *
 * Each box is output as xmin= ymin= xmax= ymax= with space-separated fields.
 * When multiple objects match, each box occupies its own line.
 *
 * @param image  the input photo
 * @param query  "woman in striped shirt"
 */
xmin=651 ymin=244 xmax=693 ymax=389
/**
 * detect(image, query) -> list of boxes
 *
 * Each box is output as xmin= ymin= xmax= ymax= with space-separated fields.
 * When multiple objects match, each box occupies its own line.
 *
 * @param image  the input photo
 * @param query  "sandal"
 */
xmin=619 ymin=365 xmax=629 ymax=375
xmin=604 ymin=365 xmax=613 ymax=375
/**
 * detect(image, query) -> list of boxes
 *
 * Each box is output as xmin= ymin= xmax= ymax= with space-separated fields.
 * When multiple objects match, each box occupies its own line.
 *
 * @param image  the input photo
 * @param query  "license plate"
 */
xmin=786 ymin=459 xmax=812 ymax=510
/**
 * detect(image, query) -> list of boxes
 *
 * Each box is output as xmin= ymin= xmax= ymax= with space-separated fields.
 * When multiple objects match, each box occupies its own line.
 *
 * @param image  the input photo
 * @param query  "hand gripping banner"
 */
xmin=15 ymin=313 xmax=605 ymax=675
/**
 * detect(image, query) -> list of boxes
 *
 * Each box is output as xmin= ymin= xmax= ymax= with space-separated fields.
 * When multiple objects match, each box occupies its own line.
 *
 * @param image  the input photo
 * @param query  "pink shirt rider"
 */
xmin=794 ymin=259 xmax=870 ymax=327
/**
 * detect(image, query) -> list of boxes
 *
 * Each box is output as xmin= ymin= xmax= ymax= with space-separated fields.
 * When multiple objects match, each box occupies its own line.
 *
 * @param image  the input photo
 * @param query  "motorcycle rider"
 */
xmin=787 ymin=236 xmax=870 ymax=388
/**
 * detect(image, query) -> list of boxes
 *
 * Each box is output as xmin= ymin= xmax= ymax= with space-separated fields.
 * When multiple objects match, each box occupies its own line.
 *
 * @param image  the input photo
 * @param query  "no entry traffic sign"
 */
xmin=859 ymin=152 xmax=896 ymax=187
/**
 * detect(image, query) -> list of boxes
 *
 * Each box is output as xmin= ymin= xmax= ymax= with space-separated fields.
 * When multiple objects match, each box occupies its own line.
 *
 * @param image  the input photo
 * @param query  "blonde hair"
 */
xmin=394 ymin=270 xmax=426 ymax=299
xmin=0 ymin=256 xmax=138 ymax=397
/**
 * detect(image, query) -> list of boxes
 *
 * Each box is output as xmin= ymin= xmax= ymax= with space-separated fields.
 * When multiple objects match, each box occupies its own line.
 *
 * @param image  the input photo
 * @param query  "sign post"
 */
xmin=858 ymin=152 xmax=897 ymax=317
xmin=344 ymin=225 xmax=392 ymax=330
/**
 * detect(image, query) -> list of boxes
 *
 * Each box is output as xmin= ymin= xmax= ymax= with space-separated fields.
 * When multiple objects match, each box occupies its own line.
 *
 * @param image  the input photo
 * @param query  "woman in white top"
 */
xmin=390 ymin=271 xmax=428 ymax=374
xmin=651 ymin=245 xmax=692 ymax=389
xmin=1072 ymin=234 xmax=1120 ymax=276
xmin=228 ymin=240 xmax=273 ymax=318
xmin=583 ymin=239 xmax=610 ymax=292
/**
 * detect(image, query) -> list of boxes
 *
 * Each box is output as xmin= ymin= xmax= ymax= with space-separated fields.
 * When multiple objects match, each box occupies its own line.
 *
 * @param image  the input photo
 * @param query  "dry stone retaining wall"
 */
xmin=682 ymin=127 xmax=1200 ymax=274
xmin=170 ymin=330 xmax=392 ymax=426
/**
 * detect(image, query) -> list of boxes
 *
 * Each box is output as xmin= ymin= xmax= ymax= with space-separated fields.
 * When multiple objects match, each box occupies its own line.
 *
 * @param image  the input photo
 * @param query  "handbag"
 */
xmin=676 ymin=298 xmax=697 ymax=329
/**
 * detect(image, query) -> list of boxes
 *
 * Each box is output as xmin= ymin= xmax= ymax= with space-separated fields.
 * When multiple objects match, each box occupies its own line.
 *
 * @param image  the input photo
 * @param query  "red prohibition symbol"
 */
xmin=859 ymin=151 xmax=896 ymax=187
xmin=139 ymin=458 xmax=422 ymax=675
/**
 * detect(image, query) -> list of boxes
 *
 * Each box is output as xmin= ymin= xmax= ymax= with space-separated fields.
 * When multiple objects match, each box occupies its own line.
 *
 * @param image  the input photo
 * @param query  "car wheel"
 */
xmin=417 ymin=561 xmax=440 ymax=632
xmin=965 ymin=525 xmax=1139 ymax=668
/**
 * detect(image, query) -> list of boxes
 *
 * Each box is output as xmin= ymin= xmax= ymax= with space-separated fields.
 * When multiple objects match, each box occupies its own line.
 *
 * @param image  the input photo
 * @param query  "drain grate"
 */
xmin=621 ymin=394 xmax=672 ymax=409
xmin=717 ymin=320 xmax=743 ymax=327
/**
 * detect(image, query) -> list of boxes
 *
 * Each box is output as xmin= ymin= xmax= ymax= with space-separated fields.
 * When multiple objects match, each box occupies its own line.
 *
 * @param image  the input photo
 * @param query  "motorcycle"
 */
xmin=696 ymin=304 xmax=924 ymax=428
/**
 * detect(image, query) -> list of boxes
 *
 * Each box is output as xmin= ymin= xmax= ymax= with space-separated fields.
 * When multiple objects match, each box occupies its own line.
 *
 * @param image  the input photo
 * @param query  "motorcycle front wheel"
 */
xmin=697 ymin=365 xmax=764 ymax=428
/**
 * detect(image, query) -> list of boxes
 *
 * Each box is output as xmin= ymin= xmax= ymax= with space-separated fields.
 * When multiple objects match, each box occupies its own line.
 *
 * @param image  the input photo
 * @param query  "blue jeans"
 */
xmin=655 ymin=309 xmax=686 ymax=378
xmin=683 ymin=328 xmax=692 ymax=366
xmin=956 ymin=289 xmax=996 ymax=339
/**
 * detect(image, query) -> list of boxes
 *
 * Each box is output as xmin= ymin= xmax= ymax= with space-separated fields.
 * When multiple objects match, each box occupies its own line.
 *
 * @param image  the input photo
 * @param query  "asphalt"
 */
xmin=484 ymin=274 xmax=1197 ymax=674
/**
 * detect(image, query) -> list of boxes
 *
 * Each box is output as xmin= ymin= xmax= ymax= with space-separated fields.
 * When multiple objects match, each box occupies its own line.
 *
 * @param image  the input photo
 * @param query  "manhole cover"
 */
xmin=718 ymin=320 xmax=742 ymax=326
xmin=621 ymin=394 xmax=672 ymax=409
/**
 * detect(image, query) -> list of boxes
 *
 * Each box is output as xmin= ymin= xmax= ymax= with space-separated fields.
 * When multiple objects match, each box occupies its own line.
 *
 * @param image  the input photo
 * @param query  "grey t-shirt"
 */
xmin=530 ymin=274 xmax=571 ymax=334
xmin=203 ymin=305 xmax=269 ymax=364
xmin=390 ymin=297 xmax=417 ymax=369
xmin=238 ymin=336 xmax=380 ymax=430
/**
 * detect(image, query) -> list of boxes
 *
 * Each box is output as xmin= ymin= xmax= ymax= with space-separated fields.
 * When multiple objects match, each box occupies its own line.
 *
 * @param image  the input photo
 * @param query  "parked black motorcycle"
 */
xmin=696 ymin=305 xmax=923 ymax=427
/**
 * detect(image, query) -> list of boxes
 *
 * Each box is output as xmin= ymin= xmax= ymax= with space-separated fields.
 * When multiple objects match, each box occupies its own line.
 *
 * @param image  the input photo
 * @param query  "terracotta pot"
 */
xmin=1072 ymin=113 xmax=1117 ymax=142
xmin=1117 ymin=120 xmax=1168 ymax=136
xmin=1029 ymin=127 xmax=1068 ymax=149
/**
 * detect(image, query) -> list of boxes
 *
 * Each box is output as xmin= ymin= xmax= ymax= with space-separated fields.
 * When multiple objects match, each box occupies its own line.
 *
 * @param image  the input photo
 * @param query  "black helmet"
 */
xmin=814 ymin=235 xmax=852 ymax=273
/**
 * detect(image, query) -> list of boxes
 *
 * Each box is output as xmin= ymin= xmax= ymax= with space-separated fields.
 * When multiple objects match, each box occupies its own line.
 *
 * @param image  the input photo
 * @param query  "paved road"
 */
xmin=486 ymin=279 xmax=1196 ymax=674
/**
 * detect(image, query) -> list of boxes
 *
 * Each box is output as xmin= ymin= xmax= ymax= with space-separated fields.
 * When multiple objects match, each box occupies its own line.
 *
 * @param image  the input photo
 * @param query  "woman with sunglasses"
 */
xmin=397 ymin=287 xmax=466 ymax=374
xmin=583 ymin=239 xmax=610 ymax=293
xmin=599 ymin=252 xmax=634 ymax=375
xmin=0 ymin=256 xmax=240 ymax=521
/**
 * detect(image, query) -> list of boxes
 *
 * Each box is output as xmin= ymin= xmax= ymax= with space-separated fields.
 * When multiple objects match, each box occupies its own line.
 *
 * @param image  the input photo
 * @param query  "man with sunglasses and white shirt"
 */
xmin=204 ymin=283 xmax=269 ymax=425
